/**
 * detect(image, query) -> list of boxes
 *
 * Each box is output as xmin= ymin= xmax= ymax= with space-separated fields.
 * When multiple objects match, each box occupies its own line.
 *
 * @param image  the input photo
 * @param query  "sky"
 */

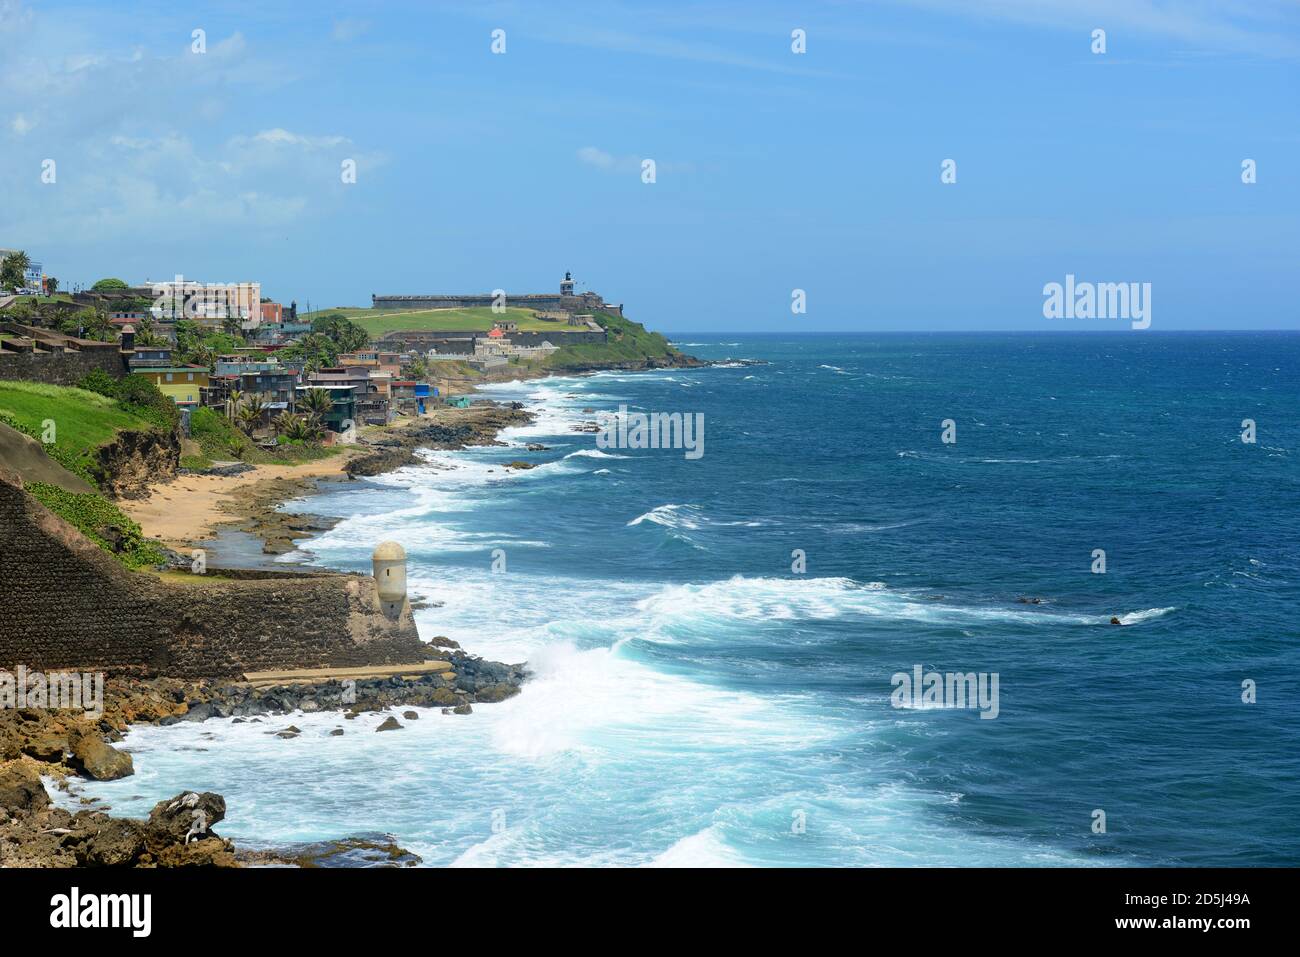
xmin=1 ymin=0 xmax=1297 ymax=332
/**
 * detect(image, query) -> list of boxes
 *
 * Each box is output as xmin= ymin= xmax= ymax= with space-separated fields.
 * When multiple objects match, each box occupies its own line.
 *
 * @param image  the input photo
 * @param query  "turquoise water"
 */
xmin=76 ymin=333 xmax=1300 ymax=866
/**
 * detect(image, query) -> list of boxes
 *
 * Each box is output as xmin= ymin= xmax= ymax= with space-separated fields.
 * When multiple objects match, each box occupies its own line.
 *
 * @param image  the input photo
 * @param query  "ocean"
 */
xmin=72 ymin=333 xmax=1300 ymax=866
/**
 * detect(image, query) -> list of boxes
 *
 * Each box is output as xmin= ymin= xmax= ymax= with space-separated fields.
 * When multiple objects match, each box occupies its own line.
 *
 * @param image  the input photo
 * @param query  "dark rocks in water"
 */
xmin=1110 ymin=616 xmax=1123 ymax=625
xmin=146 ymin=791 xmax=226 ymax=841
xmin=71 ymin=735 xmax=134 ymax=781
xmin=1017 ymin=597 xmax=1044 ymax=605
xmin=474 ymin=683 xmax=517 ymax=703
xmin=452 ymin=704 xmax=473 ymax=715
xmin=279 ymin=835 xmax=422 ymax=868
xmin=505 ymin=460 xmax=536 ymax=470
xmin=526 ymin=443 xmax=549 ymax=451
xmin=402 ymin=711 xmax=419 ymax=720
xmin=329 ymin=728 xmax=345 ymax=736
xmin=375 ymin=716 xmax=402 ymax=732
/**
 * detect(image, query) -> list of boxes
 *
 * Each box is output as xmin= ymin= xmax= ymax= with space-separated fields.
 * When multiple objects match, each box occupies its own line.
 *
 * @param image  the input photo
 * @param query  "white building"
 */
xmin=144 ymin=276 xmax=262 ymax=330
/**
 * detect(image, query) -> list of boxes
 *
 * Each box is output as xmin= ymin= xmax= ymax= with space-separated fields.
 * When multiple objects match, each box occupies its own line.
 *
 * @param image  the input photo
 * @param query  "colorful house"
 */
xmin=132 ymin=365 xmax=210 ymax=407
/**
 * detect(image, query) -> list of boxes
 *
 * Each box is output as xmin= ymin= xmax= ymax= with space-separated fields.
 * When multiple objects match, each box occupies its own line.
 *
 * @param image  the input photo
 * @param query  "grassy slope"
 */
xmin=544 ymin=311 xmax=680 ymax=368
xmin=0 ymin=380 xmax=156 ymax=478
xmin=308 ymin=306 xmax=572 ymax=336
xmin=26 ymin=482 xmax=167 ymax=569
xmin=0 ymin=381 xmax=168 ymax=569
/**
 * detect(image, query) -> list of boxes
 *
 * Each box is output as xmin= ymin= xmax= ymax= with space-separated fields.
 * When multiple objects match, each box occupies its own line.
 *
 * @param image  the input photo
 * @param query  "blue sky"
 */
xmin=2 ymin=0 xmax=1297 ymax=331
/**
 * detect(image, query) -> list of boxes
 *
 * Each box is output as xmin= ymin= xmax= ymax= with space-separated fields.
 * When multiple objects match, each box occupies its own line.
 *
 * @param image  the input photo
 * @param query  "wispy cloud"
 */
xmin=881 ymin=0 xmax=1300 ymax=57
xmin=576 ymin=146 xmax=693 ymax=176
xmin=331 ymin=18 xmax=371 ymax=42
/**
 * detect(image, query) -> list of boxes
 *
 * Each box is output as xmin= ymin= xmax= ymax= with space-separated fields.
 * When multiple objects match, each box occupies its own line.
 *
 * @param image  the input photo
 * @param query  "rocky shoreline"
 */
xmin=197 ymin=401 xmax=534 ymax=559
xmin=6 ymin=359 xmax=696 ymax=867
xmin=1 ymin=648 xmax=526 ymax=867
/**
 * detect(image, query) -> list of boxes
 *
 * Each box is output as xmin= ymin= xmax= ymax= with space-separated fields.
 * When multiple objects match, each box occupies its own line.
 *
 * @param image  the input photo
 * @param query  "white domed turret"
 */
xmin=373 ymin=541 xmax=407 ymax=617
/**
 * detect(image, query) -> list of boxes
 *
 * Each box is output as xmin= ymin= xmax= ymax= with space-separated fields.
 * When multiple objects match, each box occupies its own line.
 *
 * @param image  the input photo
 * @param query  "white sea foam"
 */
xmin=646 ymin=827 xmax=749 ymax=867
xmin=1116 ymin=606 xmax=1176 ymax=625
xmin=626 ymin=503 xmax=703 ymax=530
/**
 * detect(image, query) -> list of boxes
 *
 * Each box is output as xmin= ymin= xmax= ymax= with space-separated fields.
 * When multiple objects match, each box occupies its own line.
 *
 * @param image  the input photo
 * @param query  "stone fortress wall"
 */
xmin=0 ymin=468 xmax=430 ymax=678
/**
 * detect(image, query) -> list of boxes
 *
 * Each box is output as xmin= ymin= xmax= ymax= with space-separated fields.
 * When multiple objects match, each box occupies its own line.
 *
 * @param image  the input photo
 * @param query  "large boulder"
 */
xmin=145 ymin=791 xmax=226 ymax=849
xmin=0 ymin=761 xmax=50 ymax=814
xmin=71 ymin=735 xmax=134 ymax=781
xmin=20 ymin=731 xmax=69 ymax=763
xmin=75 ymin=817 xmax=145 ymax=867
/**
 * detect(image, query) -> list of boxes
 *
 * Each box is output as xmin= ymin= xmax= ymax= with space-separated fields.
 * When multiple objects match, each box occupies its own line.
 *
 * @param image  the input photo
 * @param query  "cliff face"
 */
xmin=0 ymin=467 xmax=430 ymax=678
xmin=91 ymin=427 xmax=181 ymax=499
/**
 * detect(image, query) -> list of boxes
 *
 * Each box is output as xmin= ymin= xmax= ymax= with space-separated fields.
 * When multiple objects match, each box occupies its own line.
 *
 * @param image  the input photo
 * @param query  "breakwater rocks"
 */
xmin=346 ymin=402 xmax=533 ymax=478
xmin=168 ymin=658 xmax=526 ymax=724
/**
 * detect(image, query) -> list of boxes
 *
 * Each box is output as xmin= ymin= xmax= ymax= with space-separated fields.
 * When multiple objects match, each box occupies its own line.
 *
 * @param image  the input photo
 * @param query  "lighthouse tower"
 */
xmin=560 ymin=270 xmax=575 ymax=298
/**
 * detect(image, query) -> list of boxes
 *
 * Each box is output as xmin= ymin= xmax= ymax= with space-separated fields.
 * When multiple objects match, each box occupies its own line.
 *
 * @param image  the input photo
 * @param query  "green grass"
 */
xmin=544 ymin=312 xmax=679 ymax=368
xmin=2 ymin=293 xmax=76 ymax=306
xmin=0 ymin=380 xmax=158 ymax=481
xmin=27 ymin=482 xmax=168 ymax=569
xmin=307 ymin=306 xmax=577 ymax=337
xmin=189 ymin=406 xmax=341 ymax=466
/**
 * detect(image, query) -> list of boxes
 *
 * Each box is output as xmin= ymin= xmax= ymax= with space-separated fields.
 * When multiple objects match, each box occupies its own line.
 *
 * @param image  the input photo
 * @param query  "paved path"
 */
xmin=240 ymin=660 xmax=452 ymax=687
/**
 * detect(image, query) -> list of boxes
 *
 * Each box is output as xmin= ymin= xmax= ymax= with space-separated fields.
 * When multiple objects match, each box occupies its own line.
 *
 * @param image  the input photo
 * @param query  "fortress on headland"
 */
xmin=371 ymin=272 xmax=623 ymax=317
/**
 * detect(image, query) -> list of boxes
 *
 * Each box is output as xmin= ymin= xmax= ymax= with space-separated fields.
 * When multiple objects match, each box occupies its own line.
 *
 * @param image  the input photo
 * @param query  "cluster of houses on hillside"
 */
xmin=126 ymin=335 xmax=434 ymax=428
xmin=3 ymin=260 xmax=617 ymax=439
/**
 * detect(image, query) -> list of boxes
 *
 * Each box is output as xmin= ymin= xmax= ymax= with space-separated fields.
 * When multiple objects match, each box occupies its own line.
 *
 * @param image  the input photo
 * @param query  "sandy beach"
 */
xmin=119 ymin=401 xmax=536 ymax=553
xmin=119 ymin=454 xmax=356 ymax=550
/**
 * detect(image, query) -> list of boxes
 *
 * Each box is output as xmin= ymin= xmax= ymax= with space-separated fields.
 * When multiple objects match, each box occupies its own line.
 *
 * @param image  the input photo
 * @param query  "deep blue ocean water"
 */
xmin=72 ymin=333 xmax=1300 ymax=866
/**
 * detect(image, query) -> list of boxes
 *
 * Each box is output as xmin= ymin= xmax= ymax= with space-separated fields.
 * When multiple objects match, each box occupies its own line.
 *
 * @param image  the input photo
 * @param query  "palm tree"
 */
xmin=237 ymin=394 xmax=267 ymax=435
xmin=277 ymin=413 xmax=320 ymax=442
xmin=225 ymin=388 xmax=245 ymax=421
xmin=298 ymin=387 xmax=334 ymax=426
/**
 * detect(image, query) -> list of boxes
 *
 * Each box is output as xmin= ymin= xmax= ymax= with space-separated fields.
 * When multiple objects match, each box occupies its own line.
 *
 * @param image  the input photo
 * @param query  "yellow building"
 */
xmin=133 ymin=366 xmax=209 ymax=407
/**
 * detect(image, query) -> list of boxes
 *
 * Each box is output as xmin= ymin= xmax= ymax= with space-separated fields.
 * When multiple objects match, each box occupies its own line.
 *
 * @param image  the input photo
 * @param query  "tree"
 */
xmin=91 ymin=278 xmax=129 ymax=291
xmin=298 ymin=387 xmax=335 ymax=426
xmin=225 ymin=388 xmax=245 ymax=422
xmin=221 ymin=313 xmax=243 ymax=338
xmin=403 ymin=356 xmax=429 ymax=381
xmin=45 ymin=276 xmax=58 ymax=295
xmin=312 ymin=313 xmax=371 ymax=353
xmin=236 ymin=394 xmax=266 ymax=435
xmin=278 ymin=332 xmax=339 ymax=370
xmin=0 ymin=251 xmax=29 ymax=292
xmin=275 ymin=412 xmax=320 ymax=442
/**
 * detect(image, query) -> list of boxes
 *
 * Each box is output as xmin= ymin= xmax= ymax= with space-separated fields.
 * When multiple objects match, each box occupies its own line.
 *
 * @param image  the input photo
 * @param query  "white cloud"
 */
xmin=0 ymin=8 xmax=376 ymax=248
xmin=577 ymin=146 xmax=619 ymax=170
xmin=331 ymin=18 xmax=371 ymax=42
xmin=577 ymin=146 xmax=693 ymax=176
